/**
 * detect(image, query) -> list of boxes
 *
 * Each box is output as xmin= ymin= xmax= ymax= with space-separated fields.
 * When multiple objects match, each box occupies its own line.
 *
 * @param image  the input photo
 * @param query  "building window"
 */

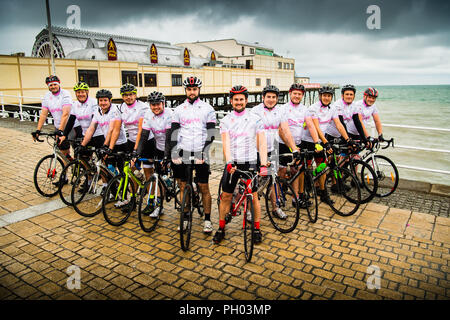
xmin=122 ymin=71 xmax=138 ymax=86
xmin=250 ymin=48 xmax=255 ymax=54
xmin=172 ymin=74 xmax=182 ymax=87
xmin=291 ymin=63 xmax=294 ymax=70
xmin=266 ymin=79 xmax=271 ymax=86
xmin=278 ymin=62 xmax=282 ymax=69
xmin=78 ymin=69 xmax=99 ymax=88
xmin=138 ymin=73 xmax=143 ymax=87
xmin=256 ymin=78 xmax=261 ymax=86
xmin=246 ymin=60 xmax=253 ymax=70
xmin=242 ymin=46 xmax=245 ymax=56
xmin=144 ymin=73 xmax=157 ymax=87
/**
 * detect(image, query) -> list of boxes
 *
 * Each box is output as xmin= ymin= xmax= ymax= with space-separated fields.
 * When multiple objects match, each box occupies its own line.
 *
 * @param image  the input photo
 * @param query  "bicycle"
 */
xmin=58 ymin=139 xmax=91 ymax=206
xmin=137 ymin=159 xmax=181 ymax=233
xmin=281 ymin=150 xmax=319 ymax=223
xmin=334 ymin=140 xmax=379 ymax=204
xmin=360 ymin=138 xmax=398 ymax=197
xmin=179 ymin=156 xmax=205 ymax=252
xmin=32 ymin=132 xmax=71 ymax=197
xmin=313 ymin=146 xmax=362 ymax=217
xmin=217 ymin=167 xmax=261 ymax=262
xmin=101 ymin=152 xmax=147 ymax=226
xmin=70 ymin=147 xmax=115 ymax=217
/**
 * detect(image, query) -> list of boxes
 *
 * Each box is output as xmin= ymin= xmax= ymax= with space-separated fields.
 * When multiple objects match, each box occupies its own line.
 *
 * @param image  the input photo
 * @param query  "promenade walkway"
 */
xmin=0 ymin=120 xmax=449 ymax=300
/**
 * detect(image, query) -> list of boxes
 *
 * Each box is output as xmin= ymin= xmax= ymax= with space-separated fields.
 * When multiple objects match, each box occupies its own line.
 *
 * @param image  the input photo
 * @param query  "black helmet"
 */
xmin=262 ymin=85 xmax=279 ymax=96
xmin=319 ymin=86 xmax=334 ymax=95
xmin=229 ymin=85 xmax=248 ymax=99
xmin=147 ymin=91 xmax=165 ymax=104
xmin=364 ymin=87 xmax=379 ymax=97
xmin=120 ymin=83 xmax=137 ymax=95
xmin=341 ymin=84 xmax=356 ymax=94
xmin=45 ymin=75 xmax=60 ymax=84
xmin=96 ymin=89 xmax=112 ymax=99
xmin=289 ymin=83 xmax=305 ymax=93
xmin=183 ymin=76 xmax=202 ymax=88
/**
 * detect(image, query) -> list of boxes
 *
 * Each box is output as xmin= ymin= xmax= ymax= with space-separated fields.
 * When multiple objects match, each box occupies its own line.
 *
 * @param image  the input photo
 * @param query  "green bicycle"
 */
xmin=102 ymin=152 xmax=146 ymax=226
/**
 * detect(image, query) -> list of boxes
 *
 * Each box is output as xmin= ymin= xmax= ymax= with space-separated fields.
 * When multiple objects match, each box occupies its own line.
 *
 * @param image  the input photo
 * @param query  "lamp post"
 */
xmin=45 ymin=0 xmax=56 ymax=75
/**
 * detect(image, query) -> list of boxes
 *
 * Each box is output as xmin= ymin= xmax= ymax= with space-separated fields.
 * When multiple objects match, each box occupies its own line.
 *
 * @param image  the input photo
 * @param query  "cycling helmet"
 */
xmin=289 ymin=83 xmax=305 ymax=93
xmin=341 ymin=84 xmax=356 ymax=94
xmin=262 ymin=85 xmax=280 ymax=96
xmin=73 ymin=82 xmax=90 ymax=91
xmin=147 ymin=91 xmax=165 ymax=104
xmin=319 ymin=86 xmax=334 ymax=95
xmin=183 ymin=76 xmax=202 ymax=88
xmin=364 ymin=87 xmax=379 ymax=97
xmin=45 ymin=75 xmax=60 ymax=84
xmin=120 ymin=83 xmax=137 ymax=95
xmin=96 ymin=89 xmax=113 ymax=100
xmin=229 ymin=85 xmax=248 ymax=99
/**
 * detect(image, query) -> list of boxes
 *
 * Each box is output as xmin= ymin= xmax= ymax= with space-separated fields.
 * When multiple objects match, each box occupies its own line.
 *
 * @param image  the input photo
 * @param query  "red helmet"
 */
xmin=364 ymin=87 xmax=379 ymax=98
xmin=229 ymin=85 xmax=248 ymax=98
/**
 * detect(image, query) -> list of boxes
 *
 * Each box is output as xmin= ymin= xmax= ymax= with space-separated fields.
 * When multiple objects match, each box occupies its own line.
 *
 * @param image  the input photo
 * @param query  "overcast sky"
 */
xmin=1 ymin=0 xmax=449 ymax=85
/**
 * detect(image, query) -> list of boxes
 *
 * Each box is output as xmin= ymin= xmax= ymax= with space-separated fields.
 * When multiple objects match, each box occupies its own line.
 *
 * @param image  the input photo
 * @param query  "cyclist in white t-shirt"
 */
xmin=32 ymin=75 xmax=74 ymax=160
xmin=169 ymin=77 xmax=216 ymax=234
xmin=214 ymin=85 xmax=269 ymax=245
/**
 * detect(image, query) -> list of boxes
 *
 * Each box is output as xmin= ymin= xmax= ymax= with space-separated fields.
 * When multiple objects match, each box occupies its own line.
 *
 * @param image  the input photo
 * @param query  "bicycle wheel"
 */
xmin=243 ymin=194 xmax=255 ymax=262
xmin=102 ymin=173 xmax=135 ymax=226
xmin=59 ymin=160 xmax=87 ymax=205
xmin=366 ymin=155 xmax=399 ymax=198
xmin=33 ymin=154 xmax=65 ymax=197
xmin=325 ymin=167 xmax=361 ymax=216
xmin=72 ymin=168 xmax=111 ymax=217
xmin=349 ymin=159 xmax=378 ymax=204
xmin=265 ymin=177 xmax=300 ymax=233
xmin=180 ymin=184 xmax=193 ymax=251
xmin=304 ymin=171 xmax=319 ymax=223
xmin=138 ymin=176 xmax=164 ymax=233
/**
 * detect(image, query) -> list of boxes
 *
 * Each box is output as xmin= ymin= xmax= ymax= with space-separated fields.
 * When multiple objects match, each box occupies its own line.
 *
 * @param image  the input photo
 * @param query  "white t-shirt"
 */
xmin=142 ymin=108 xmax=173 ymax=151
xmin=41 ymin=89 xmax=73 ymax=129
xmin=171 ymin=99 xmax=216 ymax=153
xmin=278 ymin=101 xmax=309 ymax=145
xmin=327 ymin=98 xmax=354 ymax=138
xmin=250 ymin=103 xmax=286 ymax=152
xmin=92 ymin=104 xmax=127 ymax=145
xmin=118 ymin=100 xmax=148 ymax=142
xmin=70 ymin=96 xmax=103 ymax=137
xmin=347 ymin=99 xmax=379 ymax=135
xmin=302 ymin=101 xmax=338 ymax=143
xmin=219 ymin=109 xmax=264 ymax=163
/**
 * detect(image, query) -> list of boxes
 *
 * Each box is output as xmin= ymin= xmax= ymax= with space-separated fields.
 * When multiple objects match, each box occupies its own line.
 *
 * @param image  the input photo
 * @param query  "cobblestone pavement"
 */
xmin=0 ymin=121 xmax=449 ymax=300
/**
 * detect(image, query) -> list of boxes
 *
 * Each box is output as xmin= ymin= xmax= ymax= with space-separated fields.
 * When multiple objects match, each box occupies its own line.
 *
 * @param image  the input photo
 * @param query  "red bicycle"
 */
xmin=218 ymin=167 xmax=262 ymax=262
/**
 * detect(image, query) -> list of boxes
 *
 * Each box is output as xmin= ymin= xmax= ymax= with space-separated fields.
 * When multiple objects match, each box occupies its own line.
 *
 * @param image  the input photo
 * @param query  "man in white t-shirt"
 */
xmin=214 ymin=85 xmax=268 ymax=245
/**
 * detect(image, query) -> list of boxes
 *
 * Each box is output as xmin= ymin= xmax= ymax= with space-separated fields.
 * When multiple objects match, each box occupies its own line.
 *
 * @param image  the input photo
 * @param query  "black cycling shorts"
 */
xmin=172 ymin=150 xmax=211 ymax=184
xmin=221 ymin=163 xmax=258 ymax=194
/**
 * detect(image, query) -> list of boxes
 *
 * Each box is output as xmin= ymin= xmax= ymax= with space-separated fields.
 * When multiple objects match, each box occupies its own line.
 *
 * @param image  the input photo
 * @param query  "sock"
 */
xmin=254 ymin=221 xmax=260 ymax=230
xmin=219 ymin=220 xmax=226 ymax=229
xmin=204 ymin=213 xmax=211 ymax=221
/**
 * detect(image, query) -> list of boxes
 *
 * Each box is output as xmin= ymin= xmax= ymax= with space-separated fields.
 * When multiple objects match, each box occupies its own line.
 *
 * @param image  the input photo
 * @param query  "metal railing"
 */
xmin=1 ymin=92 xmax=449 ymax=175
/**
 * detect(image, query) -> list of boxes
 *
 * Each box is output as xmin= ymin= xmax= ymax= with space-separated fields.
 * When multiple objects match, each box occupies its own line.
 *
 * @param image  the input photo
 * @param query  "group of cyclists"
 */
xmin=31 ymin=74 xmax=385 ymax=248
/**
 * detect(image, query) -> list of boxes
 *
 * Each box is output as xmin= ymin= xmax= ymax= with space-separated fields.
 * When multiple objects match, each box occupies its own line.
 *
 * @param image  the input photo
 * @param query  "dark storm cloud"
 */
xmin=1 ymin=0 xmax=449 ymax=38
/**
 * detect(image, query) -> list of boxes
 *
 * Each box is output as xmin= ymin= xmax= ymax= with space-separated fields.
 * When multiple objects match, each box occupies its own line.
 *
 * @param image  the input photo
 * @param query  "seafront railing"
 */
xmin=1 ymin=92 xmax=449 ymax=176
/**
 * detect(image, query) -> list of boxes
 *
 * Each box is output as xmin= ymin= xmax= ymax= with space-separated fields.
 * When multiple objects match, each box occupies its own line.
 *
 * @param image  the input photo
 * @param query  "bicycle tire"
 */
xmin=265 ymin=177 xmax=300 ymax=233
xmin=102 ymin=173 xmax=135 ymax=226
xmin=33 ymin=154 xmax=65 ymax=197
xmin=138 ymin=176 xmax=164 ymax=233
xmin=180 ymin=184 xmax=193 ymax=251
xmin=349 ymin=159 xmax=378 ymax=204
xmin=243 ymin=194 xmax=255 ymax=263
xmin=304 ymin=171 xmax=319 ymax=223
xmin=366 ymin=155 xmax=399 ymax=197
xmin=72 ymin=168 xmax=111 ymax=217
xmin=325 ymin=167 xmax=361 ymax=217
xmin=59 ymin=160 xmax=87 ymax=205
